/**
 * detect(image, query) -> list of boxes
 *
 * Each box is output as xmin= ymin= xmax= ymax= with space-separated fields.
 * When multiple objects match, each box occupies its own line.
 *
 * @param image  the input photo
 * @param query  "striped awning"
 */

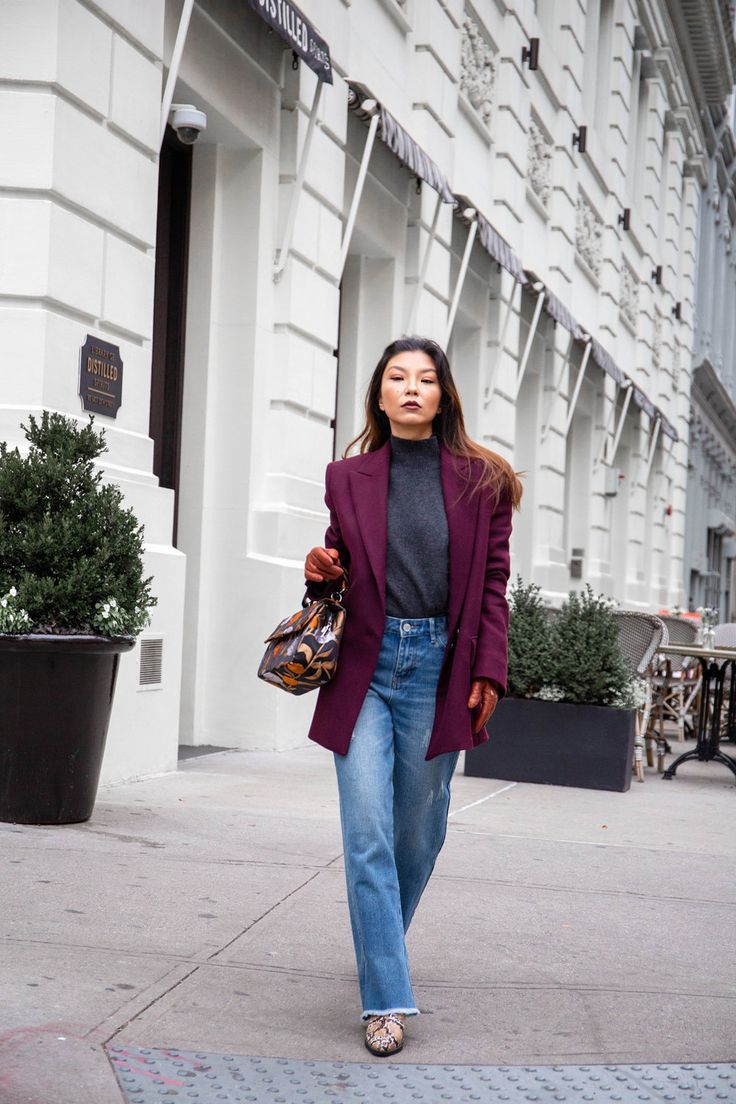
xmin=347 ymin=85 xmax=455 ymax=204
xmin=476 ymin=212 xmax=528 ymax=284
xmin=346 ymin=84 xmax=677 ymax=441
xmin=522 ymin=273 xmax=678 ymax=440
xmin=658 ymin=413 xmax=678 ymax=441
xmin=590 ymin=338 xmax=627 ymax=387
xmin=376 ymin=106 xmax=455 ymax=204
xmin=524 ymin=271 xmax=586 ymax=341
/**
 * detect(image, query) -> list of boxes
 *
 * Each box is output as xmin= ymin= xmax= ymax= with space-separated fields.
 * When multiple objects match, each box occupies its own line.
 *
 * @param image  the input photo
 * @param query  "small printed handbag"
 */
xmin=257 ymin=574 xmax=347 ymax=695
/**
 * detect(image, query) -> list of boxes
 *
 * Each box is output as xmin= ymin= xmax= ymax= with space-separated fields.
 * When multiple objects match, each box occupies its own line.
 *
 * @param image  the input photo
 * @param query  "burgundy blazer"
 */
xmin=306 ymin=440 xmax=513 ymax=760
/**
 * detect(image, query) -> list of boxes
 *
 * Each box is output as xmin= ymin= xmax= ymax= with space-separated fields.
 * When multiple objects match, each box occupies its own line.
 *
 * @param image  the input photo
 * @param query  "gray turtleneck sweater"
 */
xmin=385 ymin=435 xmax=449 ymax=618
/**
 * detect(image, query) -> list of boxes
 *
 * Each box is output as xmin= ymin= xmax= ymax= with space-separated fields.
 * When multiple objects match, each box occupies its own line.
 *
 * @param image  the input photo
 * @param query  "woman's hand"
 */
xmin=305 ymin=546 xmax=344 ymax=582
xmin=467 ymin=678 xmax=499 ymax=734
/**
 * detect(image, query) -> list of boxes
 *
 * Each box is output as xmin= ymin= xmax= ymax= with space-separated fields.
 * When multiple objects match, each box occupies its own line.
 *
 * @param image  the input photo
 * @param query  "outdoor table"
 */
xmin=657 ymin=642 xmax=736 ymax=783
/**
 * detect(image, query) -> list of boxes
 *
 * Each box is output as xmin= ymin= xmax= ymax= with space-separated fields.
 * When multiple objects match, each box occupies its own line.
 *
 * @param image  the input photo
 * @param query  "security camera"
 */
xmin=169 ymin=103 xmax=207 ymax=145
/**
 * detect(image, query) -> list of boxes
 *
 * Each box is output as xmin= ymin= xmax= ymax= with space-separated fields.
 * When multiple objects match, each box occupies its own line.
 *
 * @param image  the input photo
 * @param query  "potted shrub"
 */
xmin=0 ymin=412 xmax=155 ymax=824
xmin=465 ymin=579 xmax=644 ymax=792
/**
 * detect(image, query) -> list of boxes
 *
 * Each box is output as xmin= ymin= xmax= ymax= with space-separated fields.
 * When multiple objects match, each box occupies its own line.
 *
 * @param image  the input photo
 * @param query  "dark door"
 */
xmin=150 ymin=126 xmax=192 ymax=544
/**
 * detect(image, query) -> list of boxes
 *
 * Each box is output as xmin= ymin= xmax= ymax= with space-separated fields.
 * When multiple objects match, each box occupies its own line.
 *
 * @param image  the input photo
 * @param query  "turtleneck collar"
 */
xmin=390 ymin=434 xmax=440 ymax=458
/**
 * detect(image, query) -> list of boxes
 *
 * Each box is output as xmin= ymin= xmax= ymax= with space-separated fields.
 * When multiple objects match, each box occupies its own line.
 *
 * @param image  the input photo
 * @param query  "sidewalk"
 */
xmin=2 ymin=741 xmax=735 ymax=1103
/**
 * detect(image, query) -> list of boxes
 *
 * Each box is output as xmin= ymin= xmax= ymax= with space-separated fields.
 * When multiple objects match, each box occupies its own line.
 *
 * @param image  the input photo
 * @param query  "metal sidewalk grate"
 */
xmin=107 ymin=1047 xmax=736 ymax=1103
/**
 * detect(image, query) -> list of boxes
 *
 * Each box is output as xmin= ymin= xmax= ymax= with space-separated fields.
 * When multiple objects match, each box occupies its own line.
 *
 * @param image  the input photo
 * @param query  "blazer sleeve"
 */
xmin=304 ymin=462 xmax=351 ymax=601
xmin=471 ymin=490 xmax=513 ymax=695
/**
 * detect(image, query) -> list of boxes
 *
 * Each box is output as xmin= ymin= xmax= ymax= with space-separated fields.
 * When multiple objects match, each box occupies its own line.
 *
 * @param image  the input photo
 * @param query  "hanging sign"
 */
xmin=79 ymin=335 xmax=123 ymax=418
xmin=245 ymin=0 xmax=332 ymax=83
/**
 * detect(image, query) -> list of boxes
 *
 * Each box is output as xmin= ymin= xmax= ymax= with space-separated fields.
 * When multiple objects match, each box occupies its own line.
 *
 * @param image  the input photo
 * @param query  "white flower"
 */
xmin=535 ymin=684 xmax=566 ymax=702
xmin=9 ymin=587 xmax=17 ymax=597
xmin=1 ymin=599 xmax=7 ymax=609
xmin=109 ymin=598 xmax=118 ymax=608
xmin=102 ymin=609 xmax=109 ymax=619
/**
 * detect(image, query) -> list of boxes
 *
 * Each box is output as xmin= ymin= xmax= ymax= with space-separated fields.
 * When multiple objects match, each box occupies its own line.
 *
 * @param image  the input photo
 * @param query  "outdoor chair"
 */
xmin=612 ymin=611 xmax=667 ymax=782
xmin=714 ymin=622 xmax=736 ymax=648
xmin=649 ymin=616 xmax=700 ymax=770
xmin=714 ymin=623 xmax=736 ymax=743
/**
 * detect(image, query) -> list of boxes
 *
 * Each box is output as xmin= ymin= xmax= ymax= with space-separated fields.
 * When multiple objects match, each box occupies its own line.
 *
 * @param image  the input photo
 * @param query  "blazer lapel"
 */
xmin=441 ymin=444 xmax=481 ymax=634
xmin=348 ymin=442 xmax=390 ymax=603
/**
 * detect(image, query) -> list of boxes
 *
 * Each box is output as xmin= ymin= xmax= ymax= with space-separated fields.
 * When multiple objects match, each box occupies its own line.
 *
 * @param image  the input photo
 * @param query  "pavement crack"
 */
xmin=431 ymin=871 xmax=736 ymax=907
xmin=206 ymin=867 xmax=325 ymax=963
xmin=93 ymin=870 xmax=327 ymax=1046
xmin=99 ymin=963 xmax=201 ymax=1047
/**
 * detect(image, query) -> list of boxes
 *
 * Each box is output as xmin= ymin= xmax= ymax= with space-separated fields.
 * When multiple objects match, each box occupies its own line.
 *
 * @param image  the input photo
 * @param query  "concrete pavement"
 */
xmin=2 ymin=740 xmax=735 ymax=1103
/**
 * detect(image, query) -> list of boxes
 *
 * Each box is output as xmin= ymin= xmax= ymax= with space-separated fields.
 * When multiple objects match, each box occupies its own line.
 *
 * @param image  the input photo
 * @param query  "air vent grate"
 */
xmin=139 ymin=637 xmax=163 ymax=689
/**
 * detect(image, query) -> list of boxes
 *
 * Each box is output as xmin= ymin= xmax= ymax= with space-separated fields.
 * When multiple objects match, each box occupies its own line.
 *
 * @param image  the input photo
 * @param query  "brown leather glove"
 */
xmin=305 ymin=546 xmax=344 ymax=582
xmin=467 ymin=677 xmax=500 ymax=734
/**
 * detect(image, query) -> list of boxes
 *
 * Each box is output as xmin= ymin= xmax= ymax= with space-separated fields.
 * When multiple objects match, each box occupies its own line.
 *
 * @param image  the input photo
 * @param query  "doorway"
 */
xmin=149 ymin=126 xmax=192 ymax=544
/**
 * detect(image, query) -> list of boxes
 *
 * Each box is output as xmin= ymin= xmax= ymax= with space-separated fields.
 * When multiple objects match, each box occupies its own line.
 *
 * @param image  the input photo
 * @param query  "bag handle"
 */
xmin=303 ymin=568 xmax=348 ymax=609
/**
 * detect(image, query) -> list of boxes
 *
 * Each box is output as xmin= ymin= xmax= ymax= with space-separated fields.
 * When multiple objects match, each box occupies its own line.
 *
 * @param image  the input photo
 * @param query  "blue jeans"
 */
xmin=334 ymin=615 xmax=459 ymax=1020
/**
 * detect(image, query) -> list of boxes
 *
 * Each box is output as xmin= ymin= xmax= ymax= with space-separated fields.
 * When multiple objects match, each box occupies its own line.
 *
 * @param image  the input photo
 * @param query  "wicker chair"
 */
xmin=649 ymin=616 xmax=700 ymax=770
xmin=714 ymin=623 xmax=736 ymax=648
xmin=613 ymin=611 xmax=667 ymax=782
xmin=714 ymin=623 xmax=736 ymax=742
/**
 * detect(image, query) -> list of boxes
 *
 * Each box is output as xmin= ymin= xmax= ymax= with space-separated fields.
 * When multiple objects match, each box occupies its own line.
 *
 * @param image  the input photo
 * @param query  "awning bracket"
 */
xmin=563 ymin=340 xmax=593 ymax=439
xmin=540 ymin=332 xmax=575 ymax=442
xmin=513 ymin=287 xmax=546 ymax=401
xmin=643 ymin=418 xmax=662 ymax=485
xmin=336 ymin=105 xmax=379 ymax=283
xmin=484 ymin=280 xmax=521 ymax=408
xmin=444 ymin=211 xmax=478 ymax=344
xmin=405 ymin=191 xmax=443 ymax=335
xmin=274 ymin=78 xmax=325 ymax=283
xmin=606 ymin=383 xmax=634 ymax=466
xmin=159 ymin=0 xmax=195 ymax=148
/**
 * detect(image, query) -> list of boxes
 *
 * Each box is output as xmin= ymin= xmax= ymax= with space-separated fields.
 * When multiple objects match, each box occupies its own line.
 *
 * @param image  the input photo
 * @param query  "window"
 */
xmin=583 ymin=0 xmax=614 ymax=134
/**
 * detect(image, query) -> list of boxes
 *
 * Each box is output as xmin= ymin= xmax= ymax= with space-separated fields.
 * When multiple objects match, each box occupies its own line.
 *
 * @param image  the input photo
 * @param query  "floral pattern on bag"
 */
xmin=258 ymin=587 xmax=346 ymax=695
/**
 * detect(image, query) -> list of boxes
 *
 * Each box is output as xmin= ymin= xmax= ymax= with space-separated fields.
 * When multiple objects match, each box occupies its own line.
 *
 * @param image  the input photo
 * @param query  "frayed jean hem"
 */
xmin=361 ymin=1007 xmax=420 ymax=1021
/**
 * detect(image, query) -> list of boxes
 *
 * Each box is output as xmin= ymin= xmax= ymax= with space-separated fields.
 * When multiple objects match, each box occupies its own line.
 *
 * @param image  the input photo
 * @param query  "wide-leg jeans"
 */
xmin=334 ymin=615 xmax=459 ymax=1020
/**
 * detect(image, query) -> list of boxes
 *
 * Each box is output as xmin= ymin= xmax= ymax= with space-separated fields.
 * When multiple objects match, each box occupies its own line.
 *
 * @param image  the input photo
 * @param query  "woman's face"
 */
xmin=378 ymin=350 xmax=443 ymax=439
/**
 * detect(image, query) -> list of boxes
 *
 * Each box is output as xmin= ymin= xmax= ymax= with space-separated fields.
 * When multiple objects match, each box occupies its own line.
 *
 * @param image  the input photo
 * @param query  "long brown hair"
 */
xmin=344 ymin=336 xmax=523 ymax=509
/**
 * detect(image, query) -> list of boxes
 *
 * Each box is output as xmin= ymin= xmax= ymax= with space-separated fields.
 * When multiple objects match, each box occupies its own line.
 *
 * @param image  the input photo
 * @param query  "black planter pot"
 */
xmin=0 ymin=634 xmax=135 ymax=825
xmin=465 ymin=696 xmax=636 ymax=792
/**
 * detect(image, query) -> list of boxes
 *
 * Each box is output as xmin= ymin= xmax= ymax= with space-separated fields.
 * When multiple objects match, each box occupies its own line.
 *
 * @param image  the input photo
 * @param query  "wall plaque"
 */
xmin=79 ymin=335 xmax=123 ymax=418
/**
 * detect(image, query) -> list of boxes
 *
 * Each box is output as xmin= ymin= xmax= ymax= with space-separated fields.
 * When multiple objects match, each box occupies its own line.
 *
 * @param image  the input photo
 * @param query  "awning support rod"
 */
xmin=643 ymin=418 xmax=662 ymax=485
xmin=594 ymin=384 xmax=622 ymax=468
xmin=540 ymin=331 xmax=575 ymax=442
xmin=274 ymin=78 xmax=324 ymax=282
xmin=337 ymin=106 xmax=379 ymax=282
xmin=606 ymin=384 xmax=633 ymax=466
xmin=444 ymin=212 xmax=477 ymax=344
xmin=406 ymin=191 xmax=443 ymax=335
xmin=563 ymin=340 xmax=593 ymax=439
xmin=658 ymin=436 xmax=676 ymax=504
xmin=159 ymin=0 xmax=195 ymax=147
xmin=514 ymin=287 xmax=545 ymax=401
xmin=484 ymin=280 xmax=520 ymax=408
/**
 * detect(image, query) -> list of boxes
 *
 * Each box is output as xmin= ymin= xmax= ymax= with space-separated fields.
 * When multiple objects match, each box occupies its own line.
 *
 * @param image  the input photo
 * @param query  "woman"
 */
xmin=304 ymin=336 xmax=522 ymax=1056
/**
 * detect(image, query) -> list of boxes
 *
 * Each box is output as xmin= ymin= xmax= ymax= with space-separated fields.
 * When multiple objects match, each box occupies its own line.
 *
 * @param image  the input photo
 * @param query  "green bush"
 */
xmin=0 ymin=411 xmax=156 ymax=636
xmin=507 ymin=579 xmax=640 ymax=709
xmin=547 ymin=585 xmax=632 ymax=707
xmin=506 ymin=576 xmax=555 ymax=698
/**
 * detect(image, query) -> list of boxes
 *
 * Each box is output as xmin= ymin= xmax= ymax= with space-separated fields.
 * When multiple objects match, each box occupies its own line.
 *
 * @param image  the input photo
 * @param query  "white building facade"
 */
xmin=685 ymin=89 xmax=736 ymax=617
xmin=2 ymin=0 xmax=733 ymax=782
